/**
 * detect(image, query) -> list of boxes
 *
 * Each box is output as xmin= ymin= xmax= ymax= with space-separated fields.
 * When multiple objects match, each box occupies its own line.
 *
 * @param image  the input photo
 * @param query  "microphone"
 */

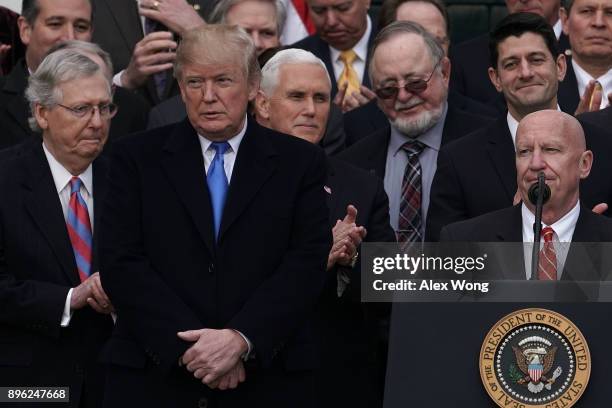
xmin=528 ymin=176 xmax=551 ymax=206
xmin=529 ymin=172 xmax=550 ymax=280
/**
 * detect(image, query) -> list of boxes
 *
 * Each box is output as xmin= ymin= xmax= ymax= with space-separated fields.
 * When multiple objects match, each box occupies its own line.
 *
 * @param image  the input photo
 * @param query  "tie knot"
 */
xmin=340 ymin=49 xmax=357 ymax=65
xmin=69 ymin=177 xmax=83 ymax=194
xmin=541 ymin=226 xmax=555 ymax=242
xmin=211 ymin=141 xmax=231 ymax=155
xmin=401 ymin=140 xmax=425 ymax=156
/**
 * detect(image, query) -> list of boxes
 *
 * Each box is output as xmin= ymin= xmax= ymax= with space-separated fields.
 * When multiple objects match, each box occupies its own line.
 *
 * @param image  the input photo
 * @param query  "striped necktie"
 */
xmin=66 ymin=177 xmax=92 ymax=282
xmin=538 ymin=226 xmax=557 ymax=280
xmin=207 ymin=142 xmax=230 ymax=241
xmin=338 ymin=49 xmax=361 ymax=100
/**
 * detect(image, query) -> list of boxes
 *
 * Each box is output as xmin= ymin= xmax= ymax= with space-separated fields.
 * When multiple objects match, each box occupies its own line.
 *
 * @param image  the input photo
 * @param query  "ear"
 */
xmin=247 ymin=79 xmax=259 ymax=101
xmin=17 ymin=16 xmax=32 ymax=46
xmin=579 ymin=150 xmax=593 ymax=179
xmin=488 ymin=67 xmax=503 ymax=93
xmin=560 ymin=7 xmax=569 ymax=36
xmin=254 ymin=90 xmax=271 ymax=121
xmin=556 ymin=53 xmax=567 ymax=82
xmin=440 ymin=56 xmax=451 ymax=85
xmin=34 ymin=103 xmax=49 ymax=130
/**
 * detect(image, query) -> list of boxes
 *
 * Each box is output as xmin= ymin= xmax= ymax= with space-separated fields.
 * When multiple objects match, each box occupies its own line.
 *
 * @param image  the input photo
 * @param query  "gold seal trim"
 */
xmin=480 ymin=308 xmax=590 ymax=408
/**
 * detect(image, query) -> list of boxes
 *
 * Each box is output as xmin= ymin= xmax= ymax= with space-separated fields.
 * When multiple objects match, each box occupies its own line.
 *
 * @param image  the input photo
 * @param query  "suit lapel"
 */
xmin=325 ymin=159 xmax=347 ymax=223
xmin=492 ymin=205 xmax=525 ymax=280
xmin=22 ymin=145 xmax=80 ymax=285
xmin=91 ymin=158 xmax=109 ymax=273
xmin=558 ymin=60 xmax=580 ymax=114
xmin=161 ymin=120 xmax=215 ymax=255
xmin=218 ymin=121 xmax=277 ymax=241
xmin=3 ymin=62 xmax=33 ymax=135
xmin=485 ymin=118 xmax=517 ymax=202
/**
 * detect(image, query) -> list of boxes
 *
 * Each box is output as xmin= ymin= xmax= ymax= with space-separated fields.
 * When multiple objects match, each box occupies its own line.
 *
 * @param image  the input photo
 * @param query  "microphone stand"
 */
xmin=530 ymin=172 xmax=546 ymax=281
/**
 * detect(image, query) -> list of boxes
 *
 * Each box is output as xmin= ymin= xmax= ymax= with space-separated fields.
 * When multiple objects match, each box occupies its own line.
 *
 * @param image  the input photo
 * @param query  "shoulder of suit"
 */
xmin=443 ymin=206 xmax=518 ymax=240
xmin=329 ymin=156 xmax=379 ymax=184
xmin=440 ymin=116 xmax=499 ymax=153
xmin=449 ymin=33 xmax=490 ymax=59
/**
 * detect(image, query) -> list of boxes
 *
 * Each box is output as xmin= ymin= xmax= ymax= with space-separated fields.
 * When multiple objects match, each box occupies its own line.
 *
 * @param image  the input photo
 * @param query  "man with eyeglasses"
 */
xmin=0 ymin=0 xmax=149 ymax=151
xmin=339 ymin=21 xmax=486 ymax=245
xmin=0 ymin=47 xmax=115 ymax=408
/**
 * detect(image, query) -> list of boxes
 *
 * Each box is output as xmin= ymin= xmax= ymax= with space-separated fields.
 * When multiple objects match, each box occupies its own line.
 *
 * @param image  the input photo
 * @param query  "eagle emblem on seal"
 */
xmin=511 ymin=336 xmax=563 ymax=394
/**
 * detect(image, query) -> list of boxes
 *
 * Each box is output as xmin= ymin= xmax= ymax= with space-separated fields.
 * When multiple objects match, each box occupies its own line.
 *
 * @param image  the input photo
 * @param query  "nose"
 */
xmin=528 ymin=149 xmax=546 ymax=172
xmin=250 ymin=31 xmax=264 ymax=52
xmin=202 ymin=82 xmax=217 ymax=103
xmin=592 ymin=9 xmax=605 ymax=27
xmin=303 ymin=98 xmax=316 ymax=116
xmin=88 ymin=106 xmax=104 ymax=128
xmin=396 ymin=84 xmax=414 ymax=102
xmin=518 ymin=59 xmax=534 ymax=79
xmin=60 ymin=24 xmax=76 ymax=40
xmin=324 ymin=9 xmax=339 ymax=27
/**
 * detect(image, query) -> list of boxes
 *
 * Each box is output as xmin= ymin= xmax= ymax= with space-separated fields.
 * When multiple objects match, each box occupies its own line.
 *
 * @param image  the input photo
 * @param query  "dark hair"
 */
xmin=564 ymin=0 xmax=576 ymax=13
xmin=377 ymin=0 xmax=450 ymax=37
xmin=489 ymin=12 xmax=559 ymax=69
xmin=21 ymin=0 xmax=95 ymax=26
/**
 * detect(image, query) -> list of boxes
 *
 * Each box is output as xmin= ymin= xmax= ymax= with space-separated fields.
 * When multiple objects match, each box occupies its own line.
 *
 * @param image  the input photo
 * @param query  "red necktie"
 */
xmin=538 ymin=226 xmax=557 ymax=280
xmin=66 ymin=177 xmax=93 ymax=282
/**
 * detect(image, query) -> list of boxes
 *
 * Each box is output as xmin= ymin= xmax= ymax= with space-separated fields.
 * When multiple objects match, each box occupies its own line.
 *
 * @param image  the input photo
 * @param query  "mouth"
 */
xmin=201 ymin=112 xmax=224 ymax=119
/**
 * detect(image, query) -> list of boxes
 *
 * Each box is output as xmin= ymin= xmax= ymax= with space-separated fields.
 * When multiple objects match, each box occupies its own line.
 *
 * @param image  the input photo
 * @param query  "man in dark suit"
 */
xmin=254 ymin=47 xmax=395 ymax=408
xmin=450 ymin=0 xmax=571 ymax=113
xmin=0 ymin=48 xmax=115 ymax=408
xmin=0 ymin=0 xmax=149 ymax=150
xmin=427 ymin=13 xmax=612 ymax=242
xmin=99 ymin=26 xmax=330 ymax=408
xmin=558 ymin=0 xmax=612 ymax=114
xmin=579 ymin=104 xmax=611 ymax=126
xmin=440 ymin=110 xmax=612 ymax=280
xmin=92 ymin=0 xmax=212 ymax=105
xmin=340 ymin=21 xmax=489 ymax=245
xmin=292 ymin=0 xmax=380 ymax=115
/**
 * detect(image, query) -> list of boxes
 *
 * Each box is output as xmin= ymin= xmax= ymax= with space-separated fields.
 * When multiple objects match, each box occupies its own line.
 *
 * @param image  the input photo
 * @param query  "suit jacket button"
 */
xmin=197 ymin=397 xmax=208 ymax=408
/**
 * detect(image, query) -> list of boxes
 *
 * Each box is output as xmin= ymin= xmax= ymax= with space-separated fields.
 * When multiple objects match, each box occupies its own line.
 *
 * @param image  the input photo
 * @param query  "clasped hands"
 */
xmin=328 ymin=204 xmax=367 ymax=270
xmin=177 ymin=328 xmax=248 ymax=390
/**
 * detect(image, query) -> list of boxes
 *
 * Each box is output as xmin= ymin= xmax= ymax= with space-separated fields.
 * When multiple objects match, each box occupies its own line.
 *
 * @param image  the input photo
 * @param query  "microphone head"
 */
xmin=528 ymin=182 xmax=551 ymax=205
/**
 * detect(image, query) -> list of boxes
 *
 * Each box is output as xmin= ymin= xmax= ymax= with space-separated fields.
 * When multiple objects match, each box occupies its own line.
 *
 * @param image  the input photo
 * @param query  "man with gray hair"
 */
xmin=254 ymin=48 xmax=395 ymax=407
xmin=100 ymin=25 xmax=330 ymax=407
xmin=0 ymin=47 xmax=115 ymax=408
xmin=340 ymin=21 xmax=486 ymax=246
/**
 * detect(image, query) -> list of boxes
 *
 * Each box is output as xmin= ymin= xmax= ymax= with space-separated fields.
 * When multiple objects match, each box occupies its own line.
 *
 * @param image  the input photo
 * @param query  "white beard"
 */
xmin=391 ymin=103 xmax=444 ymax=138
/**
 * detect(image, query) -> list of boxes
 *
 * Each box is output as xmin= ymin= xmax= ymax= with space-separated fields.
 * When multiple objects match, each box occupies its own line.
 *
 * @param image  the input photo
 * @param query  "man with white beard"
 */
xmin=340 ymin=21 xmax=488 ymax=244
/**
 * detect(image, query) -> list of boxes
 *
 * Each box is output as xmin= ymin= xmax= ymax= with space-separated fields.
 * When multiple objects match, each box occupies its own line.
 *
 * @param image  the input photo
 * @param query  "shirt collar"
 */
xmin=329 ymin=15 xmax=372 ymax=64
xmin=198 ymin=114 xmax=248 ymax=154
xmin=389 ymin=102 xmax=448 ymax=156
xmin=521 ymin=201 xmax=580 ymax=243
xmin=572 ymin=59 xmax=612 ymax=105
xmin=553 ymin=19 xmax=562 ymax=40
xmin=42 ymin=141 xmax=93 ymax=195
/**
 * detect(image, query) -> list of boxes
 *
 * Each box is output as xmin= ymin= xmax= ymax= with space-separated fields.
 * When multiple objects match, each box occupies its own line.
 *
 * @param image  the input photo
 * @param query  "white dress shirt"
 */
xmin=572 ymin=59 xmax=612 ymax=109
xmin=329 ymin=16 xmax=372 ymax=85
xmin=196 ymin=117 xmax=253 ymax=357
xmin=521 ymin=201 xmax=580 ymax=279
xmin=43 ymin=142 xmax=94 ymax=327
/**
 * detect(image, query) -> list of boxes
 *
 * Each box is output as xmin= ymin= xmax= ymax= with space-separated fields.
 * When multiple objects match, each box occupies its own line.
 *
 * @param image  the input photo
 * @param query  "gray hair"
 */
xmin=25 ymin=49 xmax=111 ymax=132
xmin=174 ymin=25 xmax=261 ymax=86
xmin=260 ymin=48 xmax=331 ymax=95
xmin=46 ymin=40 xmax=113 ymax=79
xmin=209 ymin=0 xmax=286 ymax=34
xmin=369 ymin=20 xmax=445 ymax=84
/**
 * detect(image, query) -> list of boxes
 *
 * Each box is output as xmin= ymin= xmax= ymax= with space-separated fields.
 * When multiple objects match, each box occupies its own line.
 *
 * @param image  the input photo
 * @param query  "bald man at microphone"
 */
xmin=439 ymin=110 xmax=612 ymax=281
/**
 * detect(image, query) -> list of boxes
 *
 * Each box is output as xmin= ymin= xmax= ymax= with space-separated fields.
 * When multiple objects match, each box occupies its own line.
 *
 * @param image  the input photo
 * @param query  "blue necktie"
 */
xmin=207 ymin=142 xmax=230 ymax=240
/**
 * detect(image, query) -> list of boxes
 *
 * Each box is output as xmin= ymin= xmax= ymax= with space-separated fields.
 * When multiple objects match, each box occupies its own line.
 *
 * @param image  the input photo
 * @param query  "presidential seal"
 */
xmin=480 ymin=308 xmax=590 ymax=408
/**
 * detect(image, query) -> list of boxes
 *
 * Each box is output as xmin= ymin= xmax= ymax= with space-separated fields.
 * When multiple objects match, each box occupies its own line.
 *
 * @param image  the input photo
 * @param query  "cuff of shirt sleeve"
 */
xmin=113 ymin=70 xmax=125 ymax=88
xmin=232 ymin=329 xmax=253 ymax=361
xmin=60 ymin=288 xmax=74 ymax=327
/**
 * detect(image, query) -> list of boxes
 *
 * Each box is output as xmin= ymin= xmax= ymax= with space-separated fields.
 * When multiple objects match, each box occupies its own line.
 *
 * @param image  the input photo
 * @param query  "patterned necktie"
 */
xmin=397 ymin=141 xmax=426 ymax=245
xmin=66 ymin=177 xmax=92 ymax=282
xmin=144 ymin=17 xmax=167 ymax=99
xmin=538 ymin=226 xmax=557 ymax=280
xmin=207 ymin=142 xmax=230 ymax=241
xmin=338 ymin=49 xmax=361 ymax=100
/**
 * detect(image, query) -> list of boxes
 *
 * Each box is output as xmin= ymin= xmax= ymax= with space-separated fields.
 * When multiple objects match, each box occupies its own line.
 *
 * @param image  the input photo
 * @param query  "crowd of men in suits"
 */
xmin=0 ymin=0 xmax=611 ymax=407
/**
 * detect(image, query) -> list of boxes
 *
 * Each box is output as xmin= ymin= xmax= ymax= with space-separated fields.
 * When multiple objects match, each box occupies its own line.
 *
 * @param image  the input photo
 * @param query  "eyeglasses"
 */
xmin=56 ymin=102 xmax=118 ymax=119
xmin=374 ymin=59 xmax=442 ymax=100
